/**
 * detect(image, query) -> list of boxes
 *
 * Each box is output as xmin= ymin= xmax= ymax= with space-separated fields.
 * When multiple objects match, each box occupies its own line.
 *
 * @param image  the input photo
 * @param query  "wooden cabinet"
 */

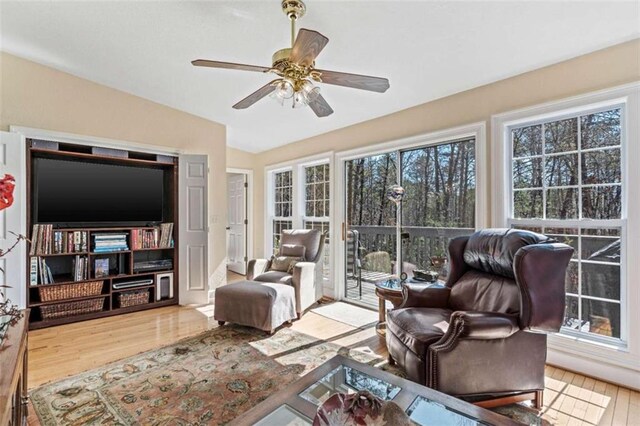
xmin=0 ymin=312 xmax=28 ymax=426
xmin=25 ymin=140 xmax=179 ymax=329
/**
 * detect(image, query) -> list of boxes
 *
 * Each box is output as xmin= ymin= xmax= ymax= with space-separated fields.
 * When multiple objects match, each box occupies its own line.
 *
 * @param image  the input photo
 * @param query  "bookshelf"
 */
xmin=25 ymin=140 xmax=179 ymax=330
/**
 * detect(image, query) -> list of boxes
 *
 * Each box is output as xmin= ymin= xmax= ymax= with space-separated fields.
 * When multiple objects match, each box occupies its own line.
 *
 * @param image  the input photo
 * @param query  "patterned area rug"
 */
xmin=30 ymin=325 xmax=382 ymax=425
xmin=31 ymin=324 xmax=547 ymax=425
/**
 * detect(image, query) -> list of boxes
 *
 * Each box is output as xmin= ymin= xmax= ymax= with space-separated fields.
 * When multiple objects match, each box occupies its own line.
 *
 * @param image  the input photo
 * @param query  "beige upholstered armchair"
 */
xmin=247 ymin=229 xmax=325 ymax=317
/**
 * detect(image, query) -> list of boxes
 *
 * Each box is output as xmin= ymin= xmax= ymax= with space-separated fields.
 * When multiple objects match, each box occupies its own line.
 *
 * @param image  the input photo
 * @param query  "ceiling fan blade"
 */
xmin=290 ymin=29 xmax=329 ymax=68
xmin=309 ymin=94 xmax=334 ymax=117
xmin=232 ymin=81 xmax=277 ymax=110
xmin=315 ymin=69 xmax=390 ymax=93
xmin=191 ymin=60 xmax=270 ymax=73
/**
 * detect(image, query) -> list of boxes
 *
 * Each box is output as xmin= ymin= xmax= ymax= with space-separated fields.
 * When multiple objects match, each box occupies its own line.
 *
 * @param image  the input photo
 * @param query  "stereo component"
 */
xmin=92 ymin=146 xmax=129 ymax=159
xmin=31 ymin=139 xmax=59 ymax=151
xmin=156 ymin=273 xmax=174 ymax=301
xmin=112 ymin=279 xmax=154 ymax=290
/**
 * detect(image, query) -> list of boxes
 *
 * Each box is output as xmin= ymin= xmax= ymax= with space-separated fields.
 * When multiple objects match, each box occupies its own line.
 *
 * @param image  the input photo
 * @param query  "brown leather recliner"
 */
xmin=386 ymin=228 xmax=573 ymax=408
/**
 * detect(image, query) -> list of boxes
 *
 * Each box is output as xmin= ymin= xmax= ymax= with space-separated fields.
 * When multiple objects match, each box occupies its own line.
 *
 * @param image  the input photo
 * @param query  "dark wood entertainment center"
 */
xmin=25 ymin=139 xmax=179 ymax=330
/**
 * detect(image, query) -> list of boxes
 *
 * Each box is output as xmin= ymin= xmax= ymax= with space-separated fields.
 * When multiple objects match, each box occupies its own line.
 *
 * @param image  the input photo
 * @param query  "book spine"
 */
xmin=29 ymin=257 xmax=38 ymax=286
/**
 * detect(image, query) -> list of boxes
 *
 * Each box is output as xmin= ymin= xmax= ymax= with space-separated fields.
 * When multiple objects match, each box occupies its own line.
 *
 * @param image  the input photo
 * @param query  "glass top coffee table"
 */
xmin=230 ymin=355 xmax=519 ymax=426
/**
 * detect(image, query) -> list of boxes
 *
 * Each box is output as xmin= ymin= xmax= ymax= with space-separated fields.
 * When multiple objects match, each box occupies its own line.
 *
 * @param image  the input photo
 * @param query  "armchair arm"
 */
xmin=514 ymin=243 xmax=574 ymax=333
xmin=247 ymin=258 xmax=270 ymax=280
xmin=292 ymin=262 xmax=317 ymax=314
xmin=451 ymin=311 xmax=520 ymax=340
xmin=399 ymin=282 xmax=450 ymax=309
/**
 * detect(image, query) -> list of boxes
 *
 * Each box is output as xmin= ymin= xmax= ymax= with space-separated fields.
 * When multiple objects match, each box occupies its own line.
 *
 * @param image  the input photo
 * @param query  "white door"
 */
xmin=178 ymin=155 xmax=209 ymax=305
xmin=227 ymin=173 xmax=246 ymax=275
xmin=0 ymin=132 xmax=26 ymax=308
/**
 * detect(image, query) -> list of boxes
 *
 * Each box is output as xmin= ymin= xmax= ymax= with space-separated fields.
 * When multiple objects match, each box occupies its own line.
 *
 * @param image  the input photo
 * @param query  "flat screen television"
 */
xmin=33 ymin=157 xmax=165 ymax=227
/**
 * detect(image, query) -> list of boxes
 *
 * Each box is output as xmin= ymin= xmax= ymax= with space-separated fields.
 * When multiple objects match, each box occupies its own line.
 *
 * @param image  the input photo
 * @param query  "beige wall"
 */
xmin=226 ymin=147 xmax=256 ymax=170
xmin=0 ymin=52 xmax=229 ymax=294
xmin=250 ymin=39 xmax=640 ymax=257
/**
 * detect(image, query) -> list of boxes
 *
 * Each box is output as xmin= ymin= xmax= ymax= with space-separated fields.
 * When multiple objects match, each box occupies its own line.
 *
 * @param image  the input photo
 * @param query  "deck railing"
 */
xmin=349 ymin=225 xmax=474 ymax=272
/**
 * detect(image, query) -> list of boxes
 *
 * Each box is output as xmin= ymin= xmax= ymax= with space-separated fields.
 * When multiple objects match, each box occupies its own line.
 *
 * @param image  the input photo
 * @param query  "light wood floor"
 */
xmin=27 ymin=271 xmax=638 ymax=425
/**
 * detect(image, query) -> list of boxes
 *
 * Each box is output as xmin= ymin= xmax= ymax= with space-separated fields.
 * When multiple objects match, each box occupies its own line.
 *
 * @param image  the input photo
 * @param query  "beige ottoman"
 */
xmin=214 ymin=280 xmax=297 ymax=334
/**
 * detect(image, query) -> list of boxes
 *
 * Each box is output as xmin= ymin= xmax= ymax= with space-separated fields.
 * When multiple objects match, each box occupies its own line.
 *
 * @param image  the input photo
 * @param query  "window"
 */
xmin=508 ymin=107 xmax=624 ymax=342
xmin=303 ymin=163 xmax=331 ymax=279
xmin=272 ymin=170 xmax=293 ymax=254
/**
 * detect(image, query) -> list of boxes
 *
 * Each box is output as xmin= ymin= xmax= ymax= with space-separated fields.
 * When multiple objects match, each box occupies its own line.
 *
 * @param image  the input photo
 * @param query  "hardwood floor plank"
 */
xmin=612 ymin=388 xmax=630 ymax=426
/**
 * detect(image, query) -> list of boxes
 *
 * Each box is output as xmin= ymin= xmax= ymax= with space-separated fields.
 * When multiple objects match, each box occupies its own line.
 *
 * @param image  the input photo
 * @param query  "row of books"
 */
xmin=29 ymin=255 xmax=90 ymax=285
xmin=72 ymin=255 xmax=90 ymax=282
xmin=30 ymin=225 xmax=89 ymax=255
xmin=29 ymin=224 xmax=174 ymax=256
xmin=131 ymin=223 xmax=174 ymax=249
xmin=30 ymin=257 xmax=53 ymax=286
xmin=92 ymin=234 xmax=129 ymax=253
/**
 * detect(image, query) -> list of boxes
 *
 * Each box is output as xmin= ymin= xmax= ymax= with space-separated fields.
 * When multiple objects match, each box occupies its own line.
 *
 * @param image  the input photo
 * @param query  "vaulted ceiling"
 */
xmin=1 ymin=1 xmax=638 ymax=152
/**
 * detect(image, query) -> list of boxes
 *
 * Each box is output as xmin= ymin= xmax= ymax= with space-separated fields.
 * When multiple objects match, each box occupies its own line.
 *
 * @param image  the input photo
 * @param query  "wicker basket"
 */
xmin=118 ymin=289 xmax=149 ymax=308
xmin=39 ymin=281 xmax=104 ymax=302
xmin=40 ymin=298 xmax=104 ymax=320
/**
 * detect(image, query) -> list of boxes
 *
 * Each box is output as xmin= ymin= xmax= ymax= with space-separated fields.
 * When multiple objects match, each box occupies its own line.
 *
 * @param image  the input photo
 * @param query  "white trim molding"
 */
xmin=9 ymin=126 xmax=183 ymax=155
xmin=264 ymin=152 xmax=335 ymax=296
xmin=491 ymin=82 xmax=640 ymax=390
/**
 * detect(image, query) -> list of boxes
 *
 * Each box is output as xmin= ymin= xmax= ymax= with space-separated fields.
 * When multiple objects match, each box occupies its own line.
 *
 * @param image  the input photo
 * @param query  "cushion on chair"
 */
xmin=269 ymin=256 xmax=302 ymax=273
xmin=280 ymin=244 xmax=306 ymax=258
xmin=253 ymin=271 xmax=293 ymax=286
xmin=463 ymin=228 xmax=554 ymax=278
xmin=282 ymin=229 xmax=323 ymax=261
xmin=387 ymin=308 xmax=452 ymax=357
xmin=448 ymin=270 xmax=521 ymax=314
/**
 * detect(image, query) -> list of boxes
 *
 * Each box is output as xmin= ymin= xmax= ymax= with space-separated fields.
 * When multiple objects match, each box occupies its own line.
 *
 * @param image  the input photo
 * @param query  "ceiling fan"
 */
xmin=192 ymin=0 xmax=390 ymax=118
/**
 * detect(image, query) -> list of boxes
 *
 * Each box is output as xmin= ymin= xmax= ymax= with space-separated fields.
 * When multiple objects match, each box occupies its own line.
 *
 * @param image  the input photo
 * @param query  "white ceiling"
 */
xmin=1 ymin=1 xmax=638 ymax=152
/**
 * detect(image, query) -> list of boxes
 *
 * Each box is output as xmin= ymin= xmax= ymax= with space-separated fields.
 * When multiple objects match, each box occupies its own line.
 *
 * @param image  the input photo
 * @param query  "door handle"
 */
xmin=225 ymin=227 xmax=231 ymax=230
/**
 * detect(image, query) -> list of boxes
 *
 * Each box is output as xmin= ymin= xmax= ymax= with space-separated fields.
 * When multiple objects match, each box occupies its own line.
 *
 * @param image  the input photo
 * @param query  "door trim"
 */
xmin=226 ymin=168 xmax=253 ymax=271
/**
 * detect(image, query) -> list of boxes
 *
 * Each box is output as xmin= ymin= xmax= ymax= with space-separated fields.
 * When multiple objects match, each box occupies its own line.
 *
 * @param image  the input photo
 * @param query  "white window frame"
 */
xmin=509 ymin=106 xmax=626 ymax=346
xmin=492 ymin=82 xmax=640 ymax=386
xmin=267 ymin=167 xmax=294 ymax=255
xmin=265 ymin=153 xmax=334 ymax=289
xmin=300 ymin=160 xmax=331 ymax=281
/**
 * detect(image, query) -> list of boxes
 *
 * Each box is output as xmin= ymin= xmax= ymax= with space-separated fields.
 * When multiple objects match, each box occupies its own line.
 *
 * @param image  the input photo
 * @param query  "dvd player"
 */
xmin=112 ymin=279 xmax=154 ymax=290
xmin=133 ymin=259 xmax=173 ymax=273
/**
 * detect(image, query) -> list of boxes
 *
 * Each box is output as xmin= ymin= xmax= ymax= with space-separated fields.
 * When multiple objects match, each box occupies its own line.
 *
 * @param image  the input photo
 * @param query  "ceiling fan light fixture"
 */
xmin=192 ymin=0 xmax=389 ymax=117
xmin=271 ymin=79 xmax=295 ymax=101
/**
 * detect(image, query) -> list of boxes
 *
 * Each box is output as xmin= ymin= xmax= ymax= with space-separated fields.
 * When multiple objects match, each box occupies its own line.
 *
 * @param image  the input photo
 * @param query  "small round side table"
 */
xmin=374 ymin=279 xmax=405 ymax=336
xmin=374 ymin=278 xmax=443 ymax=336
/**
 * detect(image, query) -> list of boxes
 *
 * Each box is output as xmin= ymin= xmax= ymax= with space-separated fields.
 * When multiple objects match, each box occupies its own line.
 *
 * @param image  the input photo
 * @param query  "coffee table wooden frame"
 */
xmin=229 ymin=355 xmax=519 ymax=425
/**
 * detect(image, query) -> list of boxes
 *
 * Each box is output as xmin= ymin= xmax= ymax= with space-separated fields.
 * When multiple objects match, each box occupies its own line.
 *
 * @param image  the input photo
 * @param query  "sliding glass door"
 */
xmin=344 ymin=152 xmax=399 ymax=306
xmin=343 ymin=138 xmax=477 ymax=307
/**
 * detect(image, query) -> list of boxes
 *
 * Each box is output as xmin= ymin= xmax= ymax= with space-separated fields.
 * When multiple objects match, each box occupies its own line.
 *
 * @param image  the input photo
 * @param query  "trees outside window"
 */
xmin=272 ymin=170 xmax=293 ymax=254
xmin=303 ymin=163 xmax=331 ymax=279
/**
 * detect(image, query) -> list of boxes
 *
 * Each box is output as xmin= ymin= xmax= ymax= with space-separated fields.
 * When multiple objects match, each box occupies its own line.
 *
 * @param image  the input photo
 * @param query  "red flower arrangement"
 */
xmin=0 ymin=173 xmax=24 ymax=344
xmin=0 ymin=174 xmax=15 ymax=211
